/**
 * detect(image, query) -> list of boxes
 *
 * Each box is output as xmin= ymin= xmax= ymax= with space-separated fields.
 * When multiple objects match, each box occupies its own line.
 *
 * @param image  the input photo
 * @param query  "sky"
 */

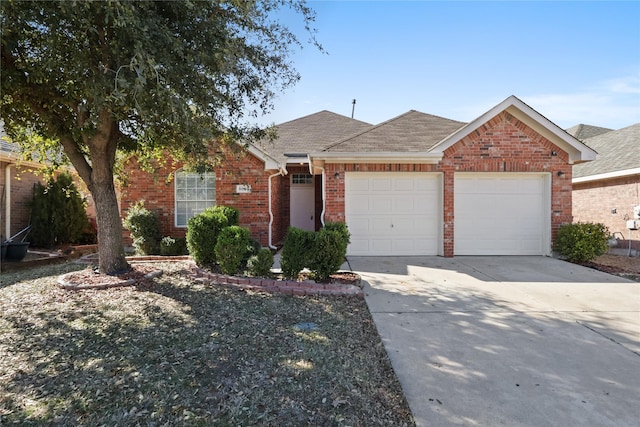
xmin=254 ymin=1 xmax=640 ymax=131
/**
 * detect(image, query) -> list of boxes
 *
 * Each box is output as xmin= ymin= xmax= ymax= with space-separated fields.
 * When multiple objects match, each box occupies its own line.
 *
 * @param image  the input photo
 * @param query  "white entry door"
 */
xmin=454 ymin=173 xmax=550 ymax=255
xmin=345 ymin=172 xmax=441 ymax=256
xmin=290 ymin=173 xmax=315 ymax=231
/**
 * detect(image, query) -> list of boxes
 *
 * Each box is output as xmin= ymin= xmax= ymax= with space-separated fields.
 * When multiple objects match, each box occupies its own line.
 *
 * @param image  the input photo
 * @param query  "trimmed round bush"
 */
xmin=215 ymin=225 xmax=251 ymax=275
xmin=281 ymin=227 xmax=314 ymax=280
xmin=186 ymin=206 xmax=239 ymax=266
xmin=123 ymin=201 xmax=161 ymax=255
xmin=247 ymin=248 xmax=274 ymax=278
xmin=309 ymin=222 xmax=350 ymax=282
xmin=323 ymin=221 xmax=351 ymax=246
xmin=553 ymin=222 xmax=610 ymax=263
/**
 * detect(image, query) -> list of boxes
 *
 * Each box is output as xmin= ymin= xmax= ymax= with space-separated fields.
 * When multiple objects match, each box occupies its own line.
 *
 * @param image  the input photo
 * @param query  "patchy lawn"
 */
xmin=0 ymin=261 xmax=414 ymax=426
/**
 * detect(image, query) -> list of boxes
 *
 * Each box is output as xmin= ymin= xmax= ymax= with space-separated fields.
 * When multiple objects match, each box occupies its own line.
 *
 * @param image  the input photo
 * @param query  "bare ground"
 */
xmin=583 ymin=253 xmax=640 ymax=281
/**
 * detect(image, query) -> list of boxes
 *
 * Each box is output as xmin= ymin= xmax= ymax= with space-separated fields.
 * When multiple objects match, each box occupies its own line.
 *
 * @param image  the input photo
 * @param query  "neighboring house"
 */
xmin=0 ymin=134 xmax=47 ymax=242
xmin=571 ymin=123 xmax=640 ymax=251
xmin=122 ymin=95 xmax=597 ymax=257
xmin=0 ymin=123 xmax=95 ymax=244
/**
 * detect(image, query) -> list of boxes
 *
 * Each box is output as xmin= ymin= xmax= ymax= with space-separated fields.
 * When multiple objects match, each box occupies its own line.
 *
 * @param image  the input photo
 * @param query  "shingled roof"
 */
xmin=565 ymin=124 xmax=613 ymax=141
xmin=322 ymin=110 xmax=466 ymax=152
xmin=254 ymin=111 xmax=372 ymax=164
xmin=573 ymin=123 xmax=640 ymax=179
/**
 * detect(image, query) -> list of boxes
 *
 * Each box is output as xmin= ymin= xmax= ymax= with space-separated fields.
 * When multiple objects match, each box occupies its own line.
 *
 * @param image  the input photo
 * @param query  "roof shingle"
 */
xmin=254 ymin=111 xmax=372 ymax=163
xmin=573 ymin=123 xmax=640 ymax=178
xmin=322 ymin=110 xmax=466 ymax=152
xmin=565 ymin=124 xmax=613 ymax=141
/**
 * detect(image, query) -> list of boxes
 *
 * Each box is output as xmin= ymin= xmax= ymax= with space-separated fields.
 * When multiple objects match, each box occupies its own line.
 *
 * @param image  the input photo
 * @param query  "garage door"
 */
xmin=345 ymin=172 xmax=441 ymax=255
xmin=454 ymin=173 xmax=550 ymax=255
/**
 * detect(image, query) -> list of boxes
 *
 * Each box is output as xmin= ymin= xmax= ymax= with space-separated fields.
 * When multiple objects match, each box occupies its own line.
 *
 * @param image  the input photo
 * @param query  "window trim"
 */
xmin=174 ymin=170 xmax=216 ymax=228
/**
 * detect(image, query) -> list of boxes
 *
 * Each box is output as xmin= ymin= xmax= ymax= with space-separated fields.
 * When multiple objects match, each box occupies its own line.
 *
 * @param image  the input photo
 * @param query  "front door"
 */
xmin=290 ymin=173 xmax=315 ymax=231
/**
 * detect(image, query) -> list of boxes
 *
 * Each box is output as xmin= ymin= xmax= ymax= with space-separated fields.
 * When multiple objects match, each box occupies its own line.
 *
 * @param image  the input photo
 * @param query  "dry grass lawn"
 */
xmin=0 ymin=261 xmax=414 ymax=426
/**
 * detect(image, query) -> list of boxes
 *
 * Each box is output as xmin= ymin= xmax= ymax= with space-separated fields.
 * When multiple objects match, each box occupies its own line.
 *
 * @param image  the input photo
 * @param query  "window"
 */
xmin=175 ymin=170 xmax=216 ymax=227
xmin=292 ymin=173 xmax=313 ymax=185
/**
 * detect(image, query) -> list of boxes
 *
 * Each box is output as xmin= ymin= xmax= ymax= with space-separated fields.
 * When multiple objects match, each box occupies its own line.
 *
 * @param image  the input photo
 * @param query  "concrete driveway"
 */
xmin=350 ymin=256 xmax=640 ymax=427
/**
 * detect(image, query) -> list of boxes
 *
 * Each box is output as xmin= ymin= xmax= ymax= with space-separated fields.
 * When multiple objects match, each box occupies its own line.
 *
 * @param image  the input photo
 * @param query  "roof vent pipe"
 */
xmin=351 ymin=99 xmax=356 ymax=119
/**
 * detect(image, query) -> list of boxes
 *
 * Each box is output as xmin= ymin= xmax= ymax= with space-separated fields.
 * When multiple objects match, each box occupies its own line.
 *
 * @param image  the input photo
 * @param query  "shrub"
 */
xmin=242 ymin=237 xmax=262 ymax=269
xmin=247 ymin=248 xmax=274 ymax=278
xmin=214 ymin=205 xmax=240 ymax=226
xmin=309 ymin=223 xmax=350 ymax=282
xmin=29 ymin=173 xmax=89 ymax=248
xmin=77 ymin=218 xmax=98 ymax=245
xmin=186 ymin=206 xmax=239 ymax=266
xmin=123 ymin=201 xmax=161 ymax=255
xmin=323 ymin=221 xmax=351 ymax=246
xmin=160 ymin=236 xmax=188 ymax=256
xmin=553 ymin=222 xmax=610 ymax=263
xmin=215 ymin=225 xmax=250 ymax=275
xmin=280 ymin=227 xmax=314 ymax=280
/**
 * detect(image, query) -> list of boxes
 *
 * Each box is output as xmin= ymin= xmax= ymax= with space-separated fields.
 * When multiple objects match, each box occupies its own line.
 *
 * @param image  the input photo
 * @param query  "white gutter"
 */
xmin=4 ymin=164 xmax=10 ymax=240
xmin=572 ymin=167 xmax=640 ymax=184
xmin=268 ymin=167 xmax=288 ymax=249
xmin=307 ymin=159 xmax=326 ymax=227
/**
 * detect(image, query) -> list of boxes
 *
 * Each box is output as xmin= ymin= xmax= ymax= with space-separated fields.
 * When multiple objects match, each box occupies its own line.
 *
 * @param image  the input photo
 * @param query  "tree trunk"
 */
xmin=92 ymin=177 xmax=129 ymax=275
xmin=76 ymin=116 xmax=129 ymax=276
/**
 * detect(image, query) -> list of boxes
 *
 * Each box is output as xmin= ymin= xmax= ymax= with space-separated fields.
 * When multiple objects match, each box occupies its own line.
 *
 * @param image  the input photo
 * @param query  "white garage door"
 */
xmin=454 ymin=173 xmax=550 ymax=255
xmin=345 ymin=172 xmax=441 ymax=256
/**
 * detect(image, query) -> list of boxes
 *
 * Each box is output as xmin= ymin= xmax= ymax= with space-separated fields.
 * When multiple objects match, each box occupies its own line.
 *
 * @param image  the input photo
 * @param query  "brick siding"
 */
xmin=1 ymin=162 xmax=93 ymax=243
xmin=439 ymin=111 xmax=572 ymax=256
xmin=573 ymin=175 xmax=640 ymax=250
xmin=323 ymin=112 xmax=572 ymax=257
xmin=120 ymin=146 xmax=283 ymax=247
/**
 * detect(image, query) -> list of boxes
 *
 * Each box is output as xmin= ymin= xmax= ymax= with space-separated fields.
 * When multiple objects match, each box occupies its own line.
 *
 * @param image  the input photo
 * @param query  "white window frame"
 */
xmin=174 ymin=170 xmax=216 ymax=227
xmin=291 ymin=173 xmax=313 ymax=185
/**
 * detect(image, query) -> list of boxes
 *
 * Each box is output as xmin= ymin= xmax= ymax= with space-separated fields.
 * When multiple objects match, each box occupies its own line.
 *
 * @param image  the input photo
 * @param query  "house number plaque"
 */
xmin=235 ymin=184 xmax=252 ymax=194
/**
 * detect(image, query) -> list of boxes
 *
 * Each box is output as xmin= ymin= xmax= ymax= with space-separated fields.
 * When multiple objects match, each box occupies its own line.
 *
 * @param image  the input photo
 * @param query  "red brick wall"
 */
xmin=322 ymin=111 xmax=572 ymax=257
xmin=1 ymin=162 xmax=43 ymax=240
xmin=120 ymin=147 xmax=281 ymax=247
xmin=439 ymin=111 xmax=572 ymax=256
xmin=1 ymin=162 xmax=93 ymax=243
xmin=573 ymin=175 xmax=640 ymax=250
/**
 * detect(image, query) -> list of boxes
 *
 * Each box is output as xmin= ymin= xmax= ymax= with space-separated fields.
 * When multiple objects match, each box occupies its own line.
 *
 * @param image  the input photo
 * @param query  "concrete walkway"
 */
xmin=351 ymin=256 xmax=640 ymax=427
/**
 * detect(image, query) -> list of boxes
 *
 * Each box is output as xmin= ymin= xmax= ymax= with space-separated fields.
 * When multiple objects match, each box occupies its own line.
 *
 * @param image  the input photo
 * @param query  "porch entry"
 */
xmin=290 ymin=173 xmax=315 ymax=231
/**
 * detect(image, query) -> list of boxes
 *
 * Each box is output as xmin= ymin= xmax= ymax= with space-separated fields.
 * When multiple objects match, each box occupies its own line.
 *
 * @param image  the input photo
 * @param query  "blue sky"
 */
xmin=256 ymin=1 xmax=640 ymax=130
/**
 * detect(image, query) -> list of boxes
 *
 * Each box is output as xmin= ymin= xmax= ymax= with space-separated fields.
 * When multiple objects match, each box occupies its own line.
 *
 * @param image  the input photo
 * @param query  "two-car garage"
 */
xmin=345 ymin=172 xmax=551 ymax=257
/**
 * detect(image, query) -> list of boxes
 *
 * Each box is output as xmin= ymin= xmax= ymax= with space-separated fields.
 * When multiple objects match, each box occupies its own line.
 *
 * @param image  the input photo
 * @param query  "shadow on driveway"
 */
xmin=351 ymin=256 xmax=640 ymax=427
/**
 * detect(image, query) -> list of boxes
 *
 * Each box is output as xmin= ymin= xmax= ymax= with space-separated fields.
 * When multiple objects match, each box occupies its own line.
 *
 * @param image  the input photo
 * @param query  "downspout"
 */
xmin=308 ymin=156 xmax=326 ymax=227
xmin=4 ymin=164 xmax=10 ymax=240
xmin=268 ymin=167 xmax=287 ymax=250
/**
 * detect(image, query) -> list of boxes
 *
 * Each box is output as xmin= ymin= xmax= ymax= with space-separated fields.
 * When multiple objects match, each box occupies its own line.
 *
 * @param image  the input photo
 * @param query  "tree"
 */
xmin=1 ymin=0 xmax=319 ymax=274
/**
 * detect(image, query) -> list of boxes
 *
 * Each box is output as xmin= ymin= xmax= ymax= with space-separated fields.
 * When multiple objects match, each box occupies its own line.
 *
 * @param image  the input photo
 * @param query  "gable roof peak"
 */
xmin=565 ymin=123 xmax=614 ymax=141
xmin=430 ymin=95 xmax=597 ymax=164
xmin=275 ymin=110 xmax=370 ymax=127
xmin=322 ymin=108 xmax=466 ymax=153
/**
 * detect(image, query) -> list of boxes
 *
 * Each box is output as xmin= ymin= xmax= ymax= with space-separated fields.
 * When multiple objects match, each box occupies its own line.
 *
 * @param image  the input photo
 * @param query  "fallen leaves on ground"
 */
xmin=0 ymin=261 xmax=414 ymax=426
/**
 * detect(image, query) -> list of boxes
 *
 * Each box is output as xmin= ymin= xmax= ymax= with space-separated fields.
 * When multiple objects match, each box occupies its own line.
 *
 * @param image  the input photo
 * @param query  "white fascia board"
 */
xmin=286 ymin=157 xmax=309 ymax=164
xmin=0 ymin=152 xmax=52 ymax=169
xmin=308 ymin=151 xmax=442 ymax=164
xmin=430 ymin=95 xmax=598 ymax=164
xmin=244 ymin=143 xmax=283 ymax=171
xmin=572 ymin=167 xmax=640 ymax=184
